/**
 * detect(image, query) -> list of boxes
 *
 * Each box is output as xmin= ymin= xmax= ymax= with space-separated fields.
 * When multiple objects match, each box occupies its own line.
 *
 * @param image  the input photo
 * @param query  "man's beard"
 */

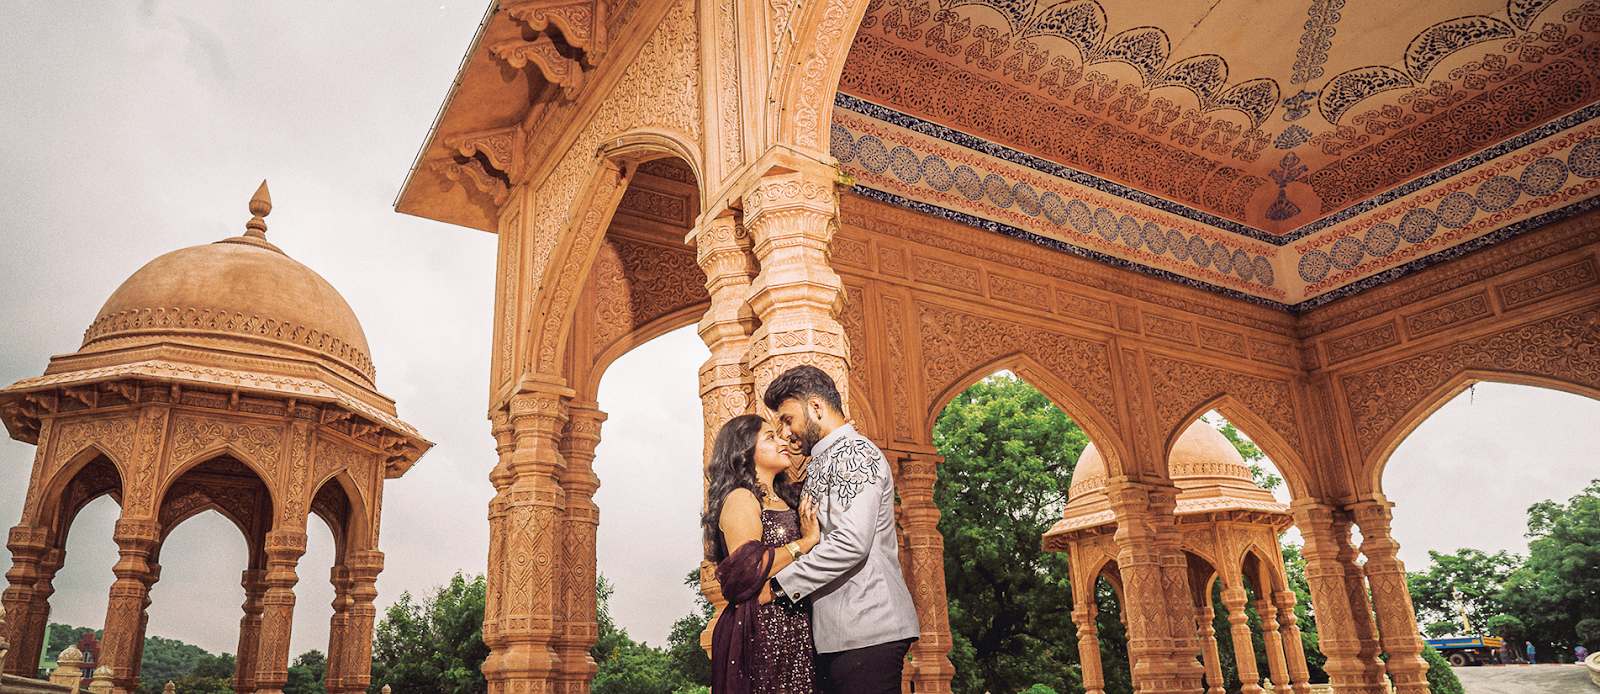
xmin=797 ymin=415 xmax=824 ymax=451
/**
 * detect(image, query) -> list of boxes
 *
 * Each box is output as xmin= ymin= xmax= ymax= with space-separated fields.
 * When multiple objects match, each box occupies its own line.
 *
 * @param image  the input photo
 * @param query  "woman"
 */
xmin=703 ymin=413 xmax=821 ymax=693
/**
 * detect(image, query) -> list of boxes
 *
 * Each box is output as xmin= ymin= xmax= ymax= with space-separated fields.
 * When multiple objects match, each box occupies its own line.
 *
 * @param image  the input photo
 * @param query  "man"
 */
xmin=763 ymin=365 xmax=920 ymax=693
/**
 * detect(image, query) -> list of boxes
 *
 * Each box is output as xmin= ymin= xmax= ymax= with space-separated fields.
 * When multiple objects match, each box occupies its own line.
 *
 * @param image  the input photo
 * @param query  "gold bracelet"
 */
xmin=785 ymin=541 xmax=802 ymax=561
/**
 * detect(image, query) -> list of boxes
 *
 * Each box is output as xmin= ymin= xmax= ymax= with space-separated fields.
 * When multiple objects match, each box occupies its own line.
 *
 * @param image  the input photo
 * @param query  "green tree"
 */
xmin=1405 ymin=548 xmax=1517 ymax=634
xmin=369 ymin=572 xmax=489 ymax=694
xmin=1498 ymin=480 xmax=1600 ymax=657
xmin=663 ymin=569 xmax=712 ymax=687
xmin=933 ymin=374 xmax=1088 ymax=694
xmin=285 ymin=649 xmax=327 ymax=694
xmin=592 ymin=574 xmax=694 ymax=694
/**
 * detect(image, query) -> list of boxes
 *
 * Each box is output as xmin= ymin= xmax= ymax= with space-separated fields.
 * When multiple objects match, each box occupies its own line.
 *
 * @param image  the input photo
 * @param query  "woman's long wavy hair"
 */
xmin=701 ymin=414 xmax=803 ymax=561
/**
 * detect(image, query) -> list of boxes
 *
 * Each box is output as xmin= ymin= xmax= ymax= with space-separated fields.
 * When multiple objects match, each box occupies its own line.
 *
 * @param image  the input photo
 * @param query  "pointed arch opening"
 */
xmin=932 ymin=369 xmax=1111 ymax=692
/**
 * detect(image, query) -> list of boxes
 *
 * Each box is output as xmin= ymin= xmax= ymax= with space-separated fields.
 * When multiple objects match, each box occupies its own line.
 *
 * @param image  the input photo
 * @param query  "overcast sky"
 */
xmin=2 ymin=0 xmax=1596 ymax=662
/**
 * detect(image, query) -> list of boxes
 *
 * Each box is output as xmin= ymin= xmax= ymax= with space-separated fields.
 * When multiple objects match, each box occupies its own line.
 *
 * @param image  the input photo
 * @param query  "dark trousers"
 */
xmin=816 ymin=638 xmax=915 ymax=694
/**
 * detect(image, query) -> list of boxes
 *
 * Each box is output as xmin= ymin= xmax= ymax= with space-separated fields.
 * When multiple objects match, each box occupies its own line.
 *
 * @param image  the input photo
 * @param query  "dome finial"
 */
xmin=245 ymin=180 xmax=272 ymax=238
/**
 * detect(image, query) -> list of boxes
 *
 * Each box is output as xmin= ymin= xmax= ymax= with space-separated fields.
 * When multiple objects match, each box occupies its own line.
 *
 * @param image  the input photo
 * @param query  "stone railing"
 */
xmin=1585 ymin=651 xmax=1600 ymax=687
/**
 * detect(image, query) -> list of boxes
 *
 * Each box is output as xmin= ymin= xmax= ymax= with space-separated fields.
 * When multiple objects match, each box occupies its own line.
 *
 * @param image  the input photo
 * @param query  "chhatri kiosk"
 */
xmin=393 ymin=1 xmax=1600 ymax=693
xmin=0 ymin=186 xmax=430 ymax=694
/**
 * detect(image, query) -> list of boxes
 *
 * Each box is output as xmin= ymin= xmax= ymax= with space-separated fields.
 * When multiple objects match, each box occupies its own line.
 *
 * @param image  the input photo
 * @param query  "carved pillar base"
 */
xmin=2 ymin=526 xmax=49 ymax=676
xmin=554 ymin=403 xmax=605 ymax=694
xmin=101 ymin=519 xmax=159 ymax=694
xmin=1256 ymin=593 xmax=1290 ymax=692
xmin=1289 ymin=500 xmax=1388 ymax=694
xmin=889 ymin=448 xmax=954 ymax=693
xmin=1196 ymin=606 xmax=1225 ymax=694
xmin=1105 ymin=480 xmax=1204 ymax=694
xmin=252 ymin=529 xmax=307 ymax=694
xmin=338 ymin=551 xmax=383 ymax=694
xmin=1221 ymin=585 xmax=1263 ymax=694
xmin=323 ymin=566 xmax=353 ymax=693
xmin=484 ymin=384 xmax=570 ymax=694
xmin=1353 ymin=500 xmax=1429 ymax=694
xmin=1273 ymin=590 xmax=1314 ymax=694
xmin=234 ymin=569 xmax=267 ymax=694
xmin=1072 ymin=600 xmax=1105 ymax=694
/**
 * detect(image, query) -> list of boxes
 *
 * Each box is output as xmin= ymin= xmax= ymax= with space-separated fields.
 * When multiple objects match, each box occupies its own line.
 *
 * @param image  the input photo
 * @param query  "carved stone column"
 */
xmin=1255 ymin=591 xmax=1290 ymax=692
xmin=693 ymin=209 xmax=757 ymax=650
xmin=1333 ymin=512 xmax=1388 ymax=688
xmin=233 ymin=569 xmax=267 ymax=694
xmin=1273 ymin=590 xmax=1314 ymax=694
xmin=339 ymin=550 xmax=384 ymax=694
xmin=1104 ymin=480 xmax=1204 ymax=694
xmin=100 ymin=518 xmax=159 ymax=693
xmin=554 ymin=402 xmax=605 ymax=694
xmin=1 ymin=526 xmax=47 ymax=676
xmin=1071 ymin=598 xmax=1105 ymax=694
xmin=483 ymin=384 xmax=570 ymax=694
xmin=132 ymin=560 xmax=161 ymax=686
xmin=742 ymin=168 xmax=850 ymax=409
xmin=323 ymin=566 xmax=353 ymax=692
xmin=1289 ymin=500 xmax=1387 ymax=694
xmin=1196 ymin=605 xmax=1225 ymax=694
xmin=889 ymin=448 xmax=955 ymax=692
xmin=481 ymin=410 xmax=515 ymax=680
xmin=1220 ymin=584 xmax=1263 ymax=694
xmin=252 ymin=529 xmax=308 ymax=694
xmin=1353 ymin=500 xmax=1429 ymax=694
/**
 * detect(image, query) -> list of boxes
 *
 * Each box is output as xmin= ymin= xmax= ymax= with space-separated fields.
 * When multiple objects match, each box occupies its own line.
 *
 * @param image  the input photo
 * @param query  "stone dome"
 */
xmin=1067 ymin=420 xmax=1258 ymax=502
xmin=1052 ymin=419 xmax=1284 ymax=537
xmin=82 ymin=234 xmax=374 ymax=384
xmin=70 ymin=182 xmax=375 ymax=388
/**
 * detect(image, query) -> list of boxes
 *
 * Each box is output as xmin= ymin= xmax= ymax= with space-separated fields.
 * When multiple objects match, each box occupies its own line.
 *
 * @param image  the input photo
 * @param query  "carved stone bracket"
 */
xmin=429 ymin=157 xmax=511 ymax=207
xmin=490 ymin=35 xmax=586 ymax=100
xmin=443 ymin=126 xmax=524 ymax=183
xmin=504 ymin=0 xmax=608 ymax=67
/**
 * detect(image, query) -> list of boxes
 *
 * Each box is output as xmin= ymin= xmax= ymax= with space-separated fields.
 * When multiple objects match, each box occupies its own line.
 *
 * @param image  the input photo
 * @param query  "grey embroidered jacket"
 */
xmin=773 ymin=423 xmax=921 ymax=653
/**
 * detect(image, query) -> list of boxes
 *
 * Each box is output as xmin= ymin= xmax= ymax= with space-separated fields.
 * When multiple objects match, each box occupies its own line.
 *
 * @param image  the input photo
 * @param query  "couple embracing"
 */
xmin=703 ymin=366 xmax=920 ymax=694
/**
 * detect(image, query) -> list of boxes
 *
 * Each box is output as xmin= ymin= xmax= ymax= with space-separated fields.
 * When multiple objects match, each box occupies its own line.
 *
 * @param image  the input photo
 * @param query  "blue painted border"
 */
xmin=836 ymin=93 xmax=1600 ymax=246
xmin=1289 ymin=195 xmax=1600 ymax=311
xmin=851 ymin=184 xmax=1600 ymax=315
xmin=850 ymin=185 xmax=1295 ymax=311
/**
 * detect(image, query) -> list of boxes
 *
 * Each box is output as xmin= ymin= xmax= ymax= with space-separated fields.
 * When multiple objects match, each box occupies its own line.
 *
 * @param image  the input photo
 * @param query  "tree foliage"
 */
xmin=932 ymin=374 xmax=1089 ymax=694
xmin=1497 ymin=479 xmax=1600 ymax=659
xmin=1405 ymin=548 xmax=1517 ymax=634
xmin=369 ymin=572 xmax=489 ymax=693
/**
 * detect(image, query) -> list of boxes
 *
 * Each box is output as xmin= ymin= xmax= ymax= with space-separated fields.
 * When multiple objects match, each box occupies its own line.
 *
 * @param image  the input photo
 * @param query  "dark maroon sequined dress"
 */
xmin=750 ymin=508 xmax=818 ymax=693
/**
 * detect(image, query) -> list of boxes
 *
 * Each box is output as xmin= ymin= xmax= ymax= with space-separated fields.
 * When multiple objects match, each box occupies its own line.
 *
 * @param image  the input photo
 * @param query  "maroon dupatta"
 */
xmin=710 ymin=540 xmax=776 ymax=694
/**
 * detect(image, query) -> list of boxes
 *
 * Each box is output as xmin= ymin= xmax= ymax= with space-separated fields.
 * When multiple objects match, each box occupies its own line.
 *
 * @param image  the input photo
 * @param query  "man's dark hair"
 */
xmin=762 ymin=365 xmax=843 ymax=413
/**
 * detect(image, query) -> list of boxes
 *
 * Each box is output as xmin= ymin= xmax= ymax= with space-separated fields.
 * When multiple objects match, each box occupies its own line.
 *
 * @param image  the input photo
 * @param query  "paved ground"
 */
xmin=1451 ymin=663 xmax=1593 ymax=694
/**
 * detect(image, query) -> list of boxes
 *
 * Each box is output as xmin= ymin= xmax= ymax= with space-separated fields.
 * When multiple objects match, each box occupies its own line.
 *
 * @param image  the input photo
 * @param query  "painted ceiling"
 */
xmin=834 ymin=0 xmax=1600 ymax=308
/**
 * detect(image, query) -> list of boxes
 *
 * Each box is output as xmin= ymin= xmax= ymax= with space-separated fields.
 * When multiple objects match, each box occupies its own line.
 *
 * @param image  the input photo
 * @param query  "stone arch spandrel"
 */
xmin=916 ymin=298 xmax=1122 ymax=448
xmin=1360 ymin=369 xmax=1600 ymax=497
xmin=159 ymin=413 xmax=286 ymax=522
xmin=924 ymin=350 xmax=1131 ymax=481
xmin=771 ymin=0 xmax=873 ymax=152
xmin=513 ymin=0 xmax=704 ymax=387
xmin=29 ymin=434 xmax=128 ymax=529
xmin=1144 ymin=354 xmax=1304 ymax=482
xmin=1342 ymin=302 xmax=1600 ymax=489
xmin=584 ymin=233 xmax=709 ymax=379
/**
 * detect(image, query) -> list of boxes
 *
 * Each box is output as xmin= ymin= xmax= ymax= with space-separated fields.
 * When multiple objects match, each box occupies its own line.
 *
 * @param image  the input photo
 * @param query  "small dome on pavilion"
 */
xmin=1048 ymin=420 xmax=1287 ymax=543
xmin=1 ymin=182 xmax=429 ymax=471
xmin=77 ymin=181 xmax=374 ymax=386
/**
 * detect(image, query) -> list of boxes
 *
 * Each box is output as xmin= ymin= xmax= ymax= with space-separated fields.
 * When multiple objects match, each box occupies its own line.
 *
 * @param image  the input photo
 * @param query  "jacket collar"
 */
xmin=810 ymin=422 xmax=856 ymax=459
